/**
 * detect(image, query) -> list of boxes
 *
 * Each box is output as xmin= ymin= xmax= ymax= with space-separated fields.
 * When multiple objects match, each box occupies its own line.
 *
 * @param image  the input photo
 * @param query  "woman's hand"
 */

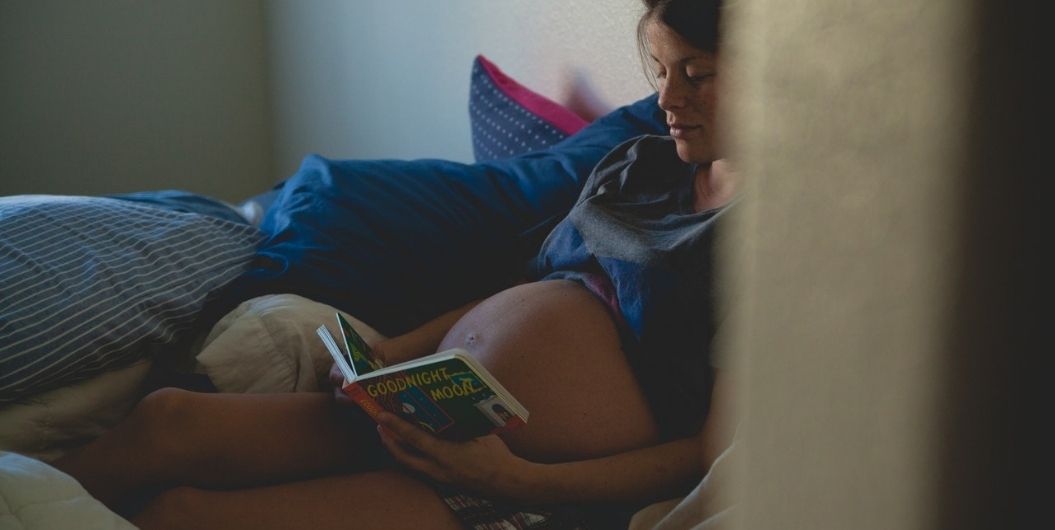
xmin=327 ymin=361 xmax=356 ymax=408
xmin=327 ymin=336 xmax=424 ymax=407
xmin=376 ymin=411 xmax=539 ymax=501
xmin=368 ymin=337 xmax=420 ymax=367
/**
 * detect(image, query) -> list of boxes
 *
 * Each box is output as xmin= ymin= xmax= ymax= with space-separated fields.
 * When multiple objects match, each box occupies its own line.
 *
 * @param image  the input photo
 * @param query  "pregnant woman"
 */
xmin=56 ymin=1 xmax=736 ymax=528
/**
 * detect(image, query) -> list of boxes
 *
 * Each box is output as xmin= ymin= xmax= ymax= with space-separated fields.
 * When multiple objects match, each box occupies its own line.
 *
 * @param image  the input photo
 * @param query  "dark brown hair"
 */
xmin=637 ymin=0 xmax=723 ymax=86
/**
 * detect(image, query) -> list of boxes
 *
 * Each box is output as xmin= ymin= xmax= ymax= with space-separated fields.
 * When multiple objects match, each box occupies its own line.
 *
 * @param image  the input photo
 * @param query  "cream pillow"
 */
xmin=195 ymin=294 xmax=385 ymax=393
xmin=0 ymin=360 xmax=151 ymax=462
xmin=0 ymin=451 xmax=136 ymax=529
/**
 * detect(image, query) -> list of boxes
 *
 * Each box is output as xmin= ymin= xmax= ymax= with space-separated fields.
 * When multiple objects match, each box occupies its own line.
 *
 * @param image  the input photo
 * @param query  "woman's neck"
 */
xmin=693 ymin=159 xmax=738 ymax=212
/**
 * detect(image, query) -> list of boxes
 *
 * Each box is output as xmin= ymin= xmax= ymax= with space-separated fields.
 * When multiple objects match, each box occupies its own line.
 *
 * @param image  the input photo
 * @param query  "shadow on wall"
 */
xmin=559 ymin=68 xmax=621 ymax=122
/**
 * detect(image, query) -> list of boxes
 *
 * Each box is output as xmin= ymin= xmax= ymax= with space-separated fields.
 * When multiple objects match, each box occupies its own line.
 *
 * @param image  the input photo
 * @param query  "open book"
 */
xmin=317 ymin=313 xmax=529 ymax=441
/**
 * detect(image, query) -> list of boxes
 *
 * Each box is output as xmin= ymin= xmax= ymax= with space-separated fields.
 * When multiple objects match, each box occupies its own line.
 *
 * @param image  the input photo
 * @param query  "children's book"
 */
xmin=336 ymin=312 xmax=384 ymax=375
xmin=317 ymin=314 xmax=529 ymax=441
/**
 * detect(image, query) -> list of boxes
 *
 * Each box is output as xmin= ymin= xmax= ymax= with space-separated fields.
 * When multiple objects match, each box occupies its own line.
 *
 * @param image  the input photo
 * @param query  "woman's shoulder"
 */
xmin=597 ymin=135 xmax=684 ymax=173
xmin=582 ymin=135 xmax=691 ymax=193
xmin=628 ymin=133 xmax=678 ymax=150
xmin=604 ymin=134 xmax=679 ymax=162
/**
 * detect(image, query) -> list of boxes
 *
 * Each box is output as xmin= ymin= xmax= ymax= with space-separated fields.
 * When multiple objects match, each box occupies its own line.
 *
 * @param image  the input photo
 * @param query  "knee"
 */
xmin=132 ymin=486 xmax=208 ymax=529
xmin=133 ymin=387 xmax=197 ymax=426
xmin=128 ymin=388 xmax=202 ymax=454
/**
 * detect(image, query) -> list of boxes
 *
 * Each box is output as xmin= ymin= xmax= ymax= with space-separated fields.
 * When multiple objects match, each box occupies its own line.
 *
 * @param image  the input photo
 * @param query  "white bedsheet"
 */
xmin=0 ymin=360 xmax=151 ymax=462
xmin=0 ymin=451 xmax=135 ymax=530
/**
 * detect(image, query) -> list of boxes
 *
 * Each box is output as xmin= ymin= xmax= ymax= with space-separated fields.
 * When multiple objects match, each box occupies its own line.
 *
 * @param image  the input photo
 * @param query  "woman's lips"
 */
xmin=669 ymin=124 xmax=701 ymax=139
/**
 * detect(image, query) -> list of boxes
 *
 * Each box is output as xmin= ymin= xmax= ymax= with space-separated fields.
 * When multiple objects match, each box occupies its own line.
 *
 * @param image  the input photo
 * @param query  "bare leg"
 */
xmin=52 ymin=389 xmax=382 ymax=510
xmin=131 ymin=470 xmax=461 ymax=530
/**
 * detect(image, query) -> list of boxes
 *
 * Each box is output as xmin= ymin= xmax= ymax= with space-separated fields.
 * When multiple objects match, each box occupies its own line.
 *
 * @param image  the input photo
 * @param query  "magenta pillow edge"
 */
xmin=475 ymin=54 xmax=589 ymax=136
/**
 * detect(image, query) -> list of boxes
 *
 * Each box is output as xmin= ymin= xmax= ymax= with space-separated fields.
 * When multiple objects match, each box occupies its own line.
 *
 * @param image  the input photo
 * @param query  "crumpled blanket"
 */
xmin=0 ymin=451 xmax=135 ymax=530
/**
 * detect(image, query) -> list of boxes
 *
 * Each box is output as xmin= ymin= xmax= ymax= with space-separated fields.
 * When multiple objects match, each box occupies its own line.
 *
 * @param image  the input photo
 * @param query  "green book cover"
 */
xmin=342 ymin=351 xmax=528 ymax=441
xmin=336 ymin=312 xmax=383 ymax=374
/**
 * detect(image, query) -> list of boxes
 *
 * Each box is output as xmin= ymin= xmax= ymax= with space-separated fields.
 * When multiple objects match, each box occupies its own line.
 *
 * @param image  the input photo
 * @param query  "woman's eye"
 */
xmin=688 ymin=73 xmax=715 ymax=84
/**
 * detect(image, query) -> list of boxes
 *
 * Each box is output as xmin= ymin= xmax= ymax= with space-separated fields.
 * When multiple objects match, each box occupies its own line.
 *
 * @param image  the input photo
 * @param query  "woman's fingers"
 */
xmin=327 ymin=362 xmax=358 ymax=407
xmin=327 ymin=362 xmax=344 ymax=387
xmin=377 ymin=422 xmax=445 ymax=479
xmin=376 ymin=412 xmax=440 ymax=453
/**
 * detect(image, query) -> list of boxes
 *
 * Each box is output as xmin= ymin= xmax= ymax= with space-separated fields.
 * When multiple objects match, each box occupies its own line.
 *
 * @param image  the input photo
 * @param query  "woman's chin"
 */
xmin=674 ymin=140 xmax=713 ymax=165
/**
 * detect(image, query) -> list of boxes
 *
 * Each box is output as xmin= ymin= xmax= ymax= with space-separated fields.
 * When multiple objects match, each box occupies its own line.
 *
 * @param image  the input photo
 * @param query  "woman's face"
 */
xmin=646 ymin=20 xmax=720 ymax=164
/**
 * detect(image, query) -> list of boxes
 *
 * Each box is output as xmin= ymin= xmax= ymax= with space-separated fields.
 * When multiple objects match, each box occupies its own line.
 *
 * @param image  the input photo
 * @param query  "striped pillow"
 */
xmin=0 ymin=196 xmax=262 ymax=402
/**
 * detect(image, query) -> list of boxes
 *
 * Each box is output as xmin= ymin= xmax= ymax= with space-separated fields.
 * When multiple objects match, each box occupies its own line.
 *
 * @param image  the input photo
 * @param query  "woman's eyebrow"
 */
xmin=649 ymin=53 xmax=713 ymax=66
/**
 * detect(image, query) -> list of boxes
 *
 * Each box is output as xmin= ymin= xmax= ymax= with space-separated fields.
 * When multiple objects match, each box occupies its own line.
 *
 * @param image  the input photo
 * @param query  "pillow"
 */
xmin=0 ymin=360 xmax=151 ymax=461
xmin=195 ymin=294 xmax=385 ymax=394
xmin=108 ymin=189 xmax=252 ymax=224
xmin=469 ymin=54 xmax=589 ymax=161
xmin=0 ymin=451 xmax=136 ymax=529
xmin=205 ymin=88 xmax=667 ymax=338
xmin=0 ymin=196 xmax=263 ymax=402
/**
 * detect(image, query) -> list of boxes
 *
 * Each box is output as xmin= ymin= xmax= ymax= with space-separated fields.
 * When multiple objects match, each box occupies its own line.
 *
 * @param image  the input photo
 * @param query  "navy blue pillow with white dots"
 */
xmin=469 ymin=55 xmax=589 ymax=162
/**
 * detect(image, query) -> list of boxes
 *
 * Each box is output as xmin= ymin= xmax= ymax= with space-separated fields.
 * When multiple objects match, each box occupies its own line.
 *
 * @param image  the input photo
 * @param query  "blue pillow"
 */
xmin=209 ymin=93 xmax=667 ymax=337
xmin=469 ymin=55 xmax=589 ymax=161
xmin=0 ymin=196 xmax=262 ymax=402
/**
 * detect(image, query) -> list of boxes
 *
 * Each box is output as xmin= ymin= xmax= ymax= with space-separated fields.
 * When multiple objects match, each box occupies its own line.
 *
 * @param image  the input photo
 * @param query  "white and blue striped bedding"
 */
xmin=0 ymin=196 xmax=262 ymax=402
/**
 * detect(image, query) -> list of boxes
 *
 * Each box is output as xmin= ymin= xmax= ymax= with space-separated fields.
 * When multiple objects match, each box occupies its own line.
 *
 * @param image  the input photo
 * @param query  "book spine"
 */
xmin=343 ymin=383 xmax=384 ymax=422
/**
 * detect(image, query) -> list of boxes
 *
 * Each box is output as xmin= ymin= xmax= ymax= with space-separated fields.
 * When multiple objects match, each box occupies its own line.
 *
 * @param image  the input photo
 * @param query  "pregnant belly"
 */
xmin=439 ymin=280 xmax=659 ymax=462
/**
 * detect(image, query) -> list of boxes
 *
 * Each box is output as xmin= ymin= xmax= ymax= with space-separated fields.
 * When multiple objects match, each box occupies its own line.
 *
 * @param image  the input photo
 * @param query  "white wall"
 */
xmin=264 ymin=0 xmax=655 ymax=179
xmin=0 ymin=1 xmax=653 ymax=196
xmin=0 ymin=0 xmax=273 ymax=201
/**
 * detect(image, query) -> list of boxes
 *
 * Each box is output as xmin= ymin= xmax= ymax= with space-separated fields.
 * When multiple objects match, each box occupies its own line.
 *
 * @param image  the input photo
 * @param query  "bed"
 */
xmin=0 ymin=56 xmax=701 ymax=528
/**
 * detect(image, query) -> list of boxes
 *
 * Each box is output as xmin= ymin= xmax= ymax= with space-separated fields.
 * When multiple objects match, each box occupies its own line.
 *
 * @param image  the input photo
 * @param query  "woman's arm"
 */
xmin=512 ymin=431 xmax=704 ymax=504
xmin=377 ymin=370 xmax=735 ymax=505
xmin=518 ymin=371 xmax=735 ymax=504
xmin=327 ymin=299 xmax=483 ymax=382
xmin=371 ymin=298 xmax=484 ymax=365
xmin=329 ymin=299 xmax=483 ymax=401
xmin=378 ymin=417 xmax=702 ymax=505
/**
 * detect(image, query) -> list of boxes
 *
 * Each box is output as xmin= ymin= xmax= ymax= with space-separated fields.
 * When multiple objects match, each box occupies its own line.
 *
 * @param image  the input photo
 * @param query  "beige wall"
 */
xmin=1 ymin=1 xmax=652 ymax=196
xmin=723 ymin=0 xmax=1041 ymax=528
xmin=0 ymin=0 xmax=273 ymax=201
xmin=263 ymin=0 xmax=654 ymax=177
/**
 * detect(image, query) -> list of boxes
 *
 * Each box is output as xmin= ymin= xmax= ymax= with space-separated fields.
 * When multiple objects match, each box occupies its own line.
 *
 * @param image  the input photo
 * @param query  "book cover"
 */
xmin=317 ymin=323 xmax=528 ymax=441
xmin=336 ymin=312 xmax=383 ymax=374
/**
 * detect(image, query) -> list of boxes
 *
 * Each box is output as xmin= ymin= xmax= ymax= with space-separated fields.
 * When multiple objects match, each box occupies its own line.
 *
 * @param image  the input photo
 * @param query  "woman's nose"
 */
xmin=657 ymin=78 xmax=686 ymax=110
